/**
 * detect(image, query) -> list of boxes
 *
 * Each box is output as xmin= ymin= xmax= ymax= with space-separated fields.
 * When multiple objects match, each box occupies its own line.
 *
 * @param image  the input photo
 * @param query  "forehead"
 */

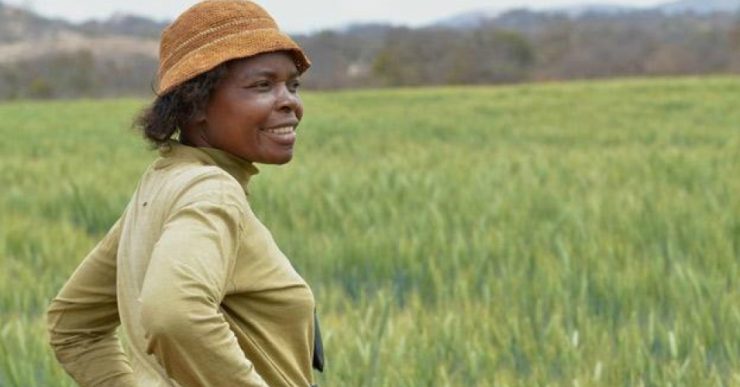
xmin=227 ymin=51 xmax=299 ymax=79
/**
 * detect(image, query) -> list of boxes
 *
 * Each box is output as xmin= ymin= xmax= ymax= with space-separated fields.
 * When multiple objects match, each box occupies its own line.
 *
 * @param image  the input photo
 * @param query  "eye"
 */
xmin=288 ymin=79 xmax=301 ymax=93
xmin=250 ymin=80 xmax=272 ymax=90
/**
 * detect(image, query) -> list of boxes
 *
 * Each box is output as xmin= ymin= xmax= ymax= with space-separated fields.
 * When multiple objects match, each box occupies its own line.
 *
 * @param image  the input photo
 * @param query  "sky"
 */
xmin=5 ymin=0 xmax=669 ymax=33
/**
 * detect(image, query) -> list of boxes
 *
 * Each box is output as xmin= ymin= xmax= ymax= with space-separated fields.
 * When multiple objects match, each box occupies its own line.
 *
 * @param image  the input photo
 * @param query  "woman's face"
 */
xmin=192 ymin=51 xmax=303 ymax=164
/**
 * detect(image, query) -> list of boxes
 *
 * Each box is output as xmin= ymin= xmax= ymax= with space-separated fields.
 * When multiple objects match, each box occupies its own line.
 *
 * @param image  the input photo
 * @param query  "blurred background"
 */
xmin=1 ymin=0 xmax=739 ymax=98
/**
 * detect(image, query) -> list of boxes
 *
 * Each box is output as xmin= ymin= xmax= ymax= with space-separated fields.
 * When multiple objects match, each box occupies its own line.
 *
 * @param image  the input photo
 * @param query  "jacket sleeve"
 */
xmin=47 ymin=216 xmax=136 ymax=387
xmin=138 ymin=198 xmax=268 ymax=387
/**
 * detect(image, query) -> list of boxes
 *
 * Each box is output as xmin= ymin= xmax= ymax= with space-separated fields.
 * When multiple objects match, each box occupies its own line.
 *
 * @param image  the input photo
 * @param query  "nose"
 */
xmin=276 ymin=83 xmax=300 ymax=113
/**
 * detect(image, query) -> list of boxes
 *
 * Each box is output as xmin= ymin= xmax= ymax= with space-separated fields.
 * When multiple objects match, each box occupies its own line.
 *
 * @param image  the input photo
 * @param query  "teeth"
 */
xmin=266 ymin=126 xmax=295 ymax=135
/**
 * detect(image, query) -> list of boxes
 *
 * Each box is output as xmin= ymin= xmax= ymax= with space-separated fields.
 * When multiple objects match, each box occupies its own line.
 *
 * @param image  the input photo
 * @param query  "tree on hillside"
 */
xmin=372 ymin=26 xmax=534 ymax=86
xmin=727 ymin=14 xmax=740 ymax=71
xmin=297 ymin=24 xmax=389 ymax=88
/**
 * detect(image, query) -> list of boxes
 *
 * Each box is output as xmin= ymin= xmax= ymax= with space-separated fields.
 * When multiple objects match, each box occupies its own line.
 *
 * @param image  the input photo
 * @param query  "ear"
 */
xmin=179 ymin=112 xmax=208 ymax=146
xmin=192 ymin=110 xmax=208 ymax=128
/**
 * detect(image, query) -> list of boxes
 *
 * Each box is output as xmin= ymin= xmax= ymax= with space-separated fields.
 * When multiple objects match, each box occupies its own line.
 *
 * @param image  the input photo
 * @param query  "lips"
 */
xmin=262 ymin=125 xmax=297 ymax=145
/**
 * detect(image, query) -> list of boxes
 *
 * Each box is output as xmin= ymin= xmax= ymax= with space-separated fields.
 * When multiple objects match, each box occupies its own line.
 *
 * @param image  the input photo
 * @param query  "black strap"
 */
xmin=312 ymin=311 xmax=325 ymax=372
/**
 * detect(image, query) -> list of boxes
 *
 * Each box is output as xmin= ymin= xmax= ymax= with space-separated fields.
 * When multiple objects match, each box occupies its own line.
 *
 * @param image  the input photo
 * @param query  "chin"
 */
xmin=265 ymin=153 xmax=293 ymax=165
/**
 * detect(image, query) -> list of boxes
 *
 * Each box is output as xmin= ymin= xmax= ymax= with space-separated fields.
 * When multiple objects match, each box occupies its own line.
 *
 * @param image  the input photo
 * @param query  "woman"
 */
xmin=46 ymin=1 xmax=322 ymax=386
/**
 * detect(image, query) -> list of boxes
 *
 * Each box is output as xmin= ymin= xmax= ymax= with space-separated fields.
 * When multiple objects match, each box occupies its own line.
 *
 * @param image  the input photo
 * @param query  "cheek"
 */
xmin=204 ymin=97 xmax=234 ymax=127
xmin=241 ymin=97 xmax=275 ymax=121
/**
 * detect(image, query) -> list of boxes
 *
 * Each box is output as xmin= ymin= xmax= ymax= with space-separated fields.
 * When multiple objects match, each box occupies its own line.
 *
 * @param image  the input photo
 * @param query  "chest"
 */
xmin=227 ymin=209 xmax=314 ymax=309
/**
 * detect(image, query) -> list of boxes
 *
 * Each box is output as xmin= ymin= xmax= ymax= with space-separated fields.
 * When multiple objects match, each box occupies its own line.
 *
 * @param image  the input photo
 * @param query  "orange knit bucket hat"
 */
xmin=157 ymin=0 xmax=311 ymax=95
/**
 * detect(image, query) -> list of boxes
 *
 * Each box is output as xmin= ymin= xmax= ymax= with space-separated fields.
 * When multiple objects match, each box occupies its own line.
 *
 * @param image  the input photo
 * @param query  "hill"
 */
xmin=658 ymin=0 xmax=740 ymax=14
xmin=0 ymin=1 xmax=739 ymax=98
xmin=0 ymin=2 xmax=70 ymax=43
xmin=435 ymin=0 xmax=740 ymax=28
xmin=0 ymin=2 xmax=159 ymax=98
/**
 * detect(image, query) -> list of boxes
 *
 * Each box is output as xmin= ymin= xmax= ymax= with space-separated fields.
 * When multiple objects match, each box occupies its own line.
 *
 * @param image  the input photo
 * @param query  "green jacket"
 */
xmin=48 ymin=142 xmax=316 ymax=386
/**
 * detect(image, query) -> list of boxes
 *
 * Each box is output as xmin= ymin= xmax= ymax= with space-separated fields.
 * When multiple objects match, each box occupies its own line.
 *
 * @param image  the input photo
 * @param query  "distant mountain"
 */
xmin=433 ymin=4 xmax=639 ymax=29
xmin=433 ymin=0 xmax=739 ymax=29
xmin=0 ymin=3 xmax=158 ymax=65
xmin=0 ymin=2 xmax=72 ymax=43
xmin=434 ymin=8 xmax=502 ymax=29
xmin=332 ymin=23 xmax=395 ymax=38
xmin=1 ymin=0 xmax=739 ymax=98
xmin=0 ymin=3 xmax=167 ymax=42
xmin=546 ymin=4 xmax=638 ymax=17
xmin=657 ymin=0 xmax=740 ymax=14
xmin=79 ymin=13 xmax=169 ymax=39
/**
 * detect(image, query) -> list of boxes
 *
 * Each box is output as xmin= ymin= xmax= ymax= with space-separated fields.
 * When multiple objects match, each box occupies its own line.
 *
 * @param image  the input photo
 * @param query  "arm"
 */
xmin=139 ymin=198 xmax=268 ymax=387
xmin=47 ymin=216 xmax=136 ymax=387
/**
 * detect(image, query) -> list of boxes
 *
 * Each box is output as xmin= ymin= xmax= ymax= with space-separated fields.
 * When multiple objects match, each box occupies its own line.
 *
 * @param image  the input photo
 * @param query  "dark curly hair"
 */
xmin=135 ymin=63 xmax=230 ymax=147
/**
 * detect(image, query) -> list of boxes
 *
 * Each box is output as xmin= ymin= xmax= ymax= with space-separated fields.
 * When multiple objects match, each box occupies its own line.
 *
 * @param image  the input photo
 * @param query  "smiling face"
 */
xmin=184 ymin=51 xmax=303 ymax=164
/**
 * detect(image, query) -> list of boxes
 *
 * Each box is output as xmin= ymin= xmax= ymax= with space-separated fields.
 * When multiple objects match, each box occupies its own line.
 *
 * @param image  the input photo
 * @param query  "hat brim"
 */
xmin=157 ymin=29 xmax=310 ymax=95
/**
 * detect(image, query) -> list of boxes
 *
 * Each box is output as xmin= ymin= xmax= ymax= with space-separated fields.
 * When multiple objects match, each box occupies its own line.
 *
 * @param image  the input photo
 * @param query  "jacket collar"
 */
xmin=158 ymin=140 xmax=259 ymax=193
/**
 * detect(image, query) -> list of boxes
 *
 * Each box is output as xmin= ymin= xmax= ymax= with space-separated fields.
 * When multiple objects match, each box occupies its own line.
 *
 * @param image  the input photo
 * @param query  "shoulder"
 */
xmin=165 ymin=163 xmax=249 ymax=213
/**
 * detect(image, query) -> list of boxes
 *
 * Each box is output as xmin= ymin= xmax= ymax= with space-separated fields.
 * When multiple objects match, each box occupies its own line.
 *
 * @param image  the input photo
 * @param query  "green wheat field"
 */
xmin=1 ymin=77 xmax=739 ymax=386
